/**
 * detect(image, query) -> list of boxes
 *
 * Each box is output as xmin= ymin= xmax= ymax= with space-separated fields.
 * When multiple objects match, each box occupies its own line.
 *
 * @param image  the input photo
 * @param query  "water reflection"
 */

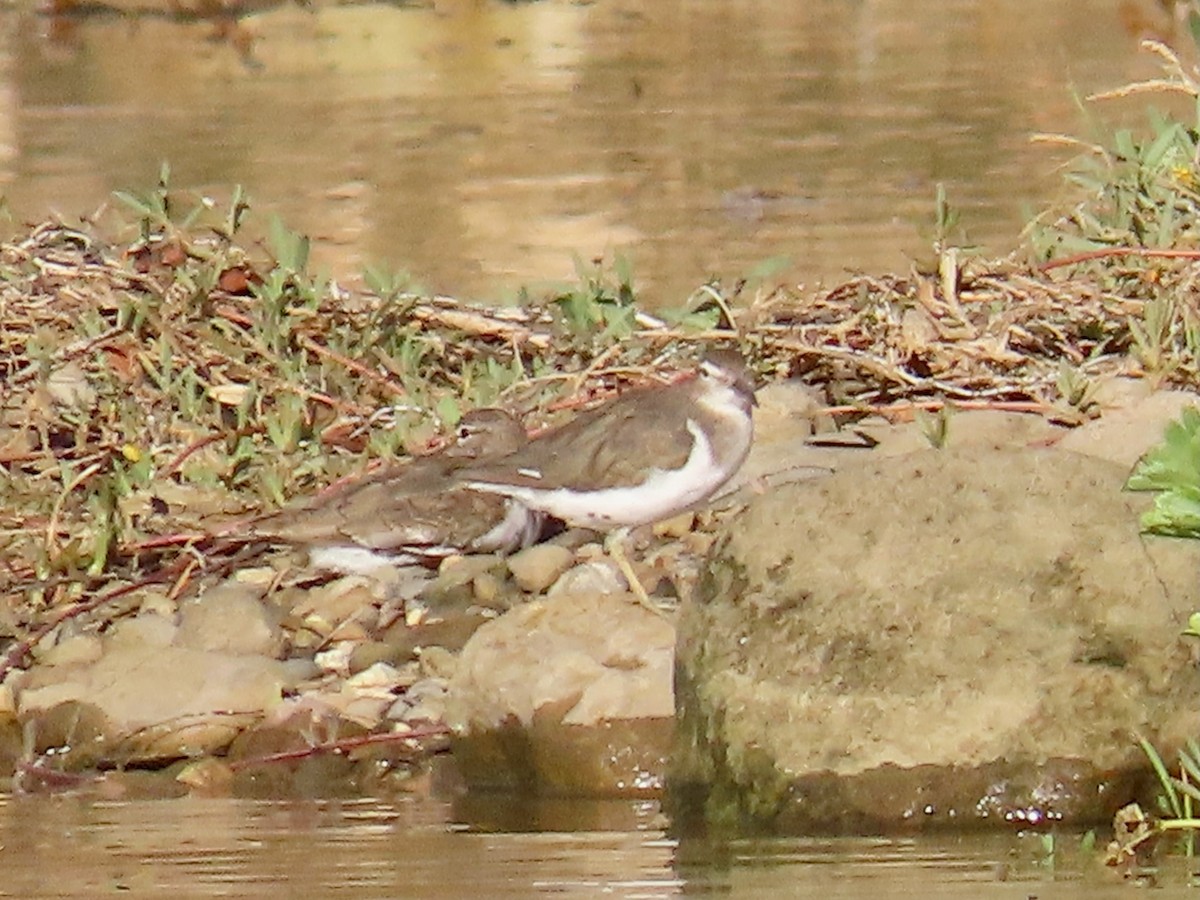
xmin=0 ymin=0 xmax=1166 ymax=306
xmin=0 ymin=791 xmax=1140 ymax=898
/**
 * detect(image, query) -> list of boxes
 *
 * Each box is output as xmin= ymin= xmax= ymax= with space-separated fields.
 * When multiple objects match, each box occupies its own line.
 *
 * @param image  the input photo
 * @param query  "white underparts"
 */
xmin=308 ymin=545 xmax=419 ymax=575
xmin=307 ymin=501 xmax=538 ymax=575
xmin=466 ymin=414 xmax=751 ymax=529
xmin=471 ymin=499 xmax=540 ymax=553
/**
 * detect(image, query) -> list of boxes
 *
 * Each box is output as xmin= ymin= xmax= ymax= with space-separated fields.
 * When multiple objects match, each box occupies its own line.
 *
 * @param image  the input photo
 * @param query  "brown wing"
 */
xmin=246 ymin=406 xmax=527 ymax=551
xmin=333 ymin=487 xmax=512 ymax=552
xmin=249 ymin=457 xmax=452 ymax=545
xmin=458 ymin=384 xmax=696 ymax=491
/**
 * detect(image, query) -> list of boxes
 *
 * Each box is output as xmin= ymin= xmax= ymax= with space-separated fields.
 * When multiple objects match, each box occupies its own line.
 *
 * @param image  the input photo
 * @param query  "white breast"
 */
xmin=466 ymin=416 xmax=751 ymax=529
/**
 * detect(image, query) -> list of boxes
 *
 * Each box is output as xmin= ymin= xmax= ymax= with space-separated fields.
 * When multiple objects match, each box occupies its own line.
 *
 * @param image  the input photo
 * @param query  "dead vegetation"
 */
xmin=2 ymin=197 xmax=1198 ymax=647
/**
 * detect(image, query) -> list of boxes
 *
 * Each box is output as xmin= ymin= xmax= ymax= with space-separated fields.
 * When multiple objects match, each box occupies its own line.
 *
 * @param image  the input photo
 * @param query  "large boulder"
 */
xmin=673 ymin=446 xmax=1200 ymax=832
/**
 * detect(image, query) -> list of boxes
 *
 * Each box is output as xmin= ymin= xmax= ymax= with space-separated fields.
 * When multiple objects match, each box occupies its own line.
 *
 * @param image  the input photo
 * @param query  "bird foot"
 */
xmin=603 ymin=528 xmax=670 ymax=619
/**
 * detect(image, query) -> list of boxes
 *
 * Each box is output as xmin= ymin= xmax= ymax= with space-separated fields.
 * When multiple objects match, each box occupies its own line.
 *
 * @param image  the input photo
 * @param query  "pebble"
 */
xmin=472 ymin=572 xmax=502 ymax=605
xmin=548 ymin=560 xmax=626 ymax=597
xmin=507 ymin=544 xmax=575 ymax=593
xmin=287 ymin=576 xmax=379 ymax=639
xmin=417 ymin=646 xmax=458 ymax=680
xmin=652 ymin=511 xmax=695 ymax=539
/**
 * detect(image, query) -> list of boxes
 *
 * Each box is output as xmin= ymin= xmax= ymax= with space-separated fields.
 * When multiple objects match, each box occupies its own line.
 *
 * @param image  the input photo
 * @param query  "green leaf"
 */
xmin=1183 ymin=612 xmax=1200 ymax=638
xmin=268 ymin=215 xmax=310 ymax=274
xmin=1143 ymin=122 xmax=1181 ymax=172
xmin=1139 ymin=735 xmax=1184 ymax=819
xmin=435 ymin=394 xmax=462 ymax=428
xmin=1141 ymin=490 xmax=1200 ymax=537
xmin=113 ymin=190 xmax=162 ymax=221
xmin=1127 ymin=408 xmax=1200 ymax=492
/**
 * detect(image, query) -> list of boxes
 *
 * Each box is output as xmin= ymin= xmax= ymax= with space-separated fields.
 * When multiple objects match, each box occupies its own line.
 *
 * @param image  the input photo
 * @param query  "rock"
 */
xmin=472 ymin=571 xmax=502 ymax=605
xmin=376 ymin=612 xmax=496 ymax=664
xmin=421 ymin=555 xmax=509 ymax=617
xmin=36 ymin=634 xmax=102 ymax=668
xmin=394 ymin=678 xmax=450 ymax=724
xmin=865 ymin=409 xmax=1063 ymax=457
xmin=18 ymin=618 xmax=299 ymax=762
xmin=314 ymin=642 xmax=356 ymax=676
xmin=227 ymin=711 xmax=369 ymax=797
xmin=312 ymin=662 xmax=408 ymax=728
xmin=348 ymin=640 xmax=397 ymax=674
xmin=548 ymin=560 xmax=625 ymax=597
xmin=284 ymin=576 xmax=381 ymax=639
xmin=674 ymin=446 xmax=1200 ymax=832
xmin=446 ymin=592 xmax=675 ymax=796
xmin=724 ymin=380 xmax=836 ymax=495
xmin=176 ymin=757 xmax=235 ymax=796
xmin=507 ymin=544 xmax=575 ymax=593
xmin=417 ymin=645 xmax=458 ymax=681
xmin=652 ymin=511 xmax=696 ymax=539
xmin=1058 ymin=389 xmax=1199 ymax=467
xmin=177 ymin=582 xmax=283 ymax=658
xmin=108 ymin=613 xmax=177 ymax=649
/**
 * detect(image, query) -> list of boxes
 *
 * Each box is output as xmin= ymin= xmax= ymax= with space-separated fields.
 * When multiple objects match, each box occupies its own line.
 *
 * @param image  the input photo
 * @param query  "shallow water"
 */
xmin=0 ymin=0 xmax=1174 ymax=306
xmin=0 ymin=792 xmax=1169 ymax=899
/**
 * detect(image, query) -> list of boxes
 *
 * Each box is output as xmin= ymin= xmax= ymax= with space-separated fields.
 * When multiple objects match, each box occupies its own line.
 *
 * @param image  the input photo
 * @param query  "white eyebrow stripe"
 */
xmin=517 ymin=467 xmax=543 ymax=479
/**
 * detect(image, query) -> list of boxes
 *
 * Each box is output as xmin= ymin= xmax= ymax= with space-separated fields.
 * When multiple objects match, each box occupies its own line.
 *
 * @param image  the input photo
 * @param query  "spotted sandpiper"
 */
xmin=248 ymin=408 xmax=541 ymax=575
xmin=456 ymin=350 xmax=757 ymax=603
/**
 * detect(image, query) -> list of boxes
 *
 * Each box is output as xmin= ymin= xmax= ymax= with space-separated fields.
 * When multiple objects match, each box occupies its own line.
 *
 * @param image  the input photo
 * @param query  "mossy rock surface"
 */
xmin=673 ymin=446 xmax=1200 ymax=832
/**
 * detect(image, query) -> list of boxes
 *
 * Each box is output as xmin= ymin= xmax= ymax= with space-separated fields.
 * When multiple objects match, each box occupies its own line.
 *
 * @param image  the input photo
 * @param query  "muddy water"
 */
xmin=0 ymin=0 xmax=1171 ymax=307
xmin=0 ymin=792 xmax=1152 ymax=898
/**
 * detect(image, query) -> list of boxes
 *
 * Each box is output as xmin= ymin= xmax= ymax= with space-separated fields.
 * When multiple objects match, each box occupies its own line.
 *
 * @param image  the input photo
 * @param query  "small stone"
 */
xmin=403 ymin=696 xmax=447 ymax=725
xmin=137 ymin=590 xmax=176 ymax=619
xmin=177 ymin=757 xmax=235 ymax=795
xmin=507 ymin=544 xmax=575 ymax=593
xmin=232 ymin=567 xmax=279 ymax=587
xmin=417 ymin=646 xmax=457 ymax=680
xmin=422 ymin=556 xmax=506 ymax=615
xmin=289 ymin=576 xmax=379 ymax=638
xmin=437 ymin=555 xmax=503 ymax=582
xmin=472 ymin=572 xmax=501 ymax=605
xmin=652 ymin=511 xmax=696 ymax=539
xmin=398 ymin=678 xmax=449 ymax=725
xmin=314 ymin=642 xmax=356 ymax=676
xmin=0 ymin=683 xmax=14 ymax=717
xmin=327 ymin=619 xmax=370 ymax=643
xmin=548 ymin=560 xmax=625 ymax=597
xmin=574 ymin=542 xmax=606 ymax=562
xmin=345 ymin=662 xmax=404 ymax=691
xmin=682 ymin=532 xmax=717 ymax=556
xmin=349 ymin=640 xmax=398 ymax=674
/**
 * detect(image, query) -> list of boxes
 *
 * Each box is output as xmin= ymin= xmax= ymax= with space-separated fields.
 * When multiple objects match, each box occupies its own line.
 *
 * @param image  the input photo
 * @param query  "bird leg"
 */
xmin=604 ymin=527 xmax=669 ymax=618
